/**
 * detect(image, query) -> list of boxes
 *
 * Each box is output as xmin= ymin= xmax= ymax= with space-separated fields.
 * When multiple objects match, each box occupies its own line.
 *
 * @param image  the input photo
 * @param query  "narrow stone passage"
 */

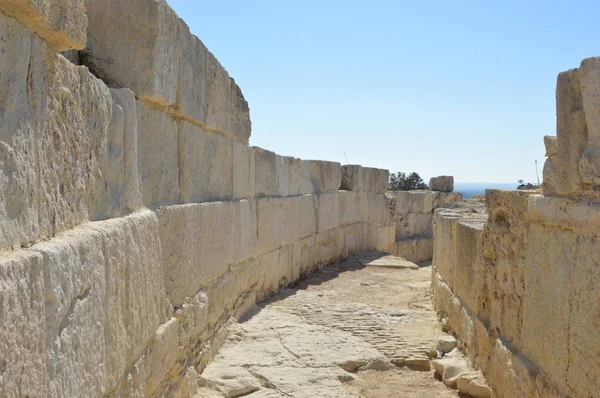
xmin=194 ymin=253 xmax=467 ymax=398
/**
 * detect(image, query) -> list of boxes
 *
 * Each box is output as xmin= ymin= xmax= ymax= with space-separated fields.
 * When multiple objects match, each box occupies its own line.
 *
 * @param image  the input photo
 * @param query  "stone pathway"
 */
xmin=194 ymin=253 xmax=475 ymax=398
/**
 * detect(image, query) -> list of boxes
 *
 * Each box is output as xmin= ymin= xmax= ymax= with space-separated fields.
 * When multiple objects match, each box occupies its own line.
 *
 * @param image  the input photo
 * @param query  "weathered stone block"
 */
xmin=452 ymin=220 xmax=485 ymax=314
xmin=338 ymin=191 xmax=360 ymax=226
xmin=0 ymin=251 xmax=48 ymax=398
xmin=293 ymin=194 xmax=317 ymax=240
xmin=316 ymin=193 xmax=340 ymax=232
xmin=253 ymin=147 xmax=279 ymax=197
xmin=276 ymin=155 xmax=291 ymax=196
xmin=257 ymin=197 xmax=295 ymax=253
xmin=318 ymin=228 xmax=344 ymax=264
xmin=0 ymin=0 xmax=87 ymax=50
xmin=341 ymin=165 xmax=363 ymax=191
xmin=180 ymin=123 xmax=234 ymax=203
xmin=394 ymin=237 xmax=433 ymax=263
xmin=429 ymin=176 xmax=454 ymax=192
xmin=522 ymin=224 xmax=575 ymax=389
xmin=308 ymin=160 xmax=342 ymax=193
xmin=578 ymin=57 xmax=600 ymax=186
xmin=544 ymin=135 xmax=558 ymax=157
xmin=289 ymin=157 xmax=314 ymax=195
xmin=235 ymin=199 xmax=258 ymax=263
xmin=363 ymin=167 xmax=389 ymax=194
xmin=136 ymin=100 xmax=180 ymax=207
xmin=408 ymin=191 xmax=433 ymax=213
xmin=367 ymin=193 xmax=387 ymax=223
xmin=233 ymin=141 xmax=256 ymax=199
xmin=205 ymin=51 xmax=251 ymax=142
xmin=407 ymin=213 xmax=433 ymax=237
xmin=84 ymin=0 xmax=179 ymax=105
xmin=178 ymin=27 xmax=208 ymax=125
xmin=376 ymin=223 xmax=395 ymax=252
xmin=156 ymin=201 xmax=237 ymax=307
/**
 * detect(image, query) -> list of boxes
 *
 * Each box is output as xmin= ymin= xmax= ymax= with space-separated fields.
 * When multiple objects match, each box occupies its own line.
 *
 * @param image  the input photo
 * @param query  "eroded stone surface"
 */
xmin=196 ymin=257 xmax=463 ymax=397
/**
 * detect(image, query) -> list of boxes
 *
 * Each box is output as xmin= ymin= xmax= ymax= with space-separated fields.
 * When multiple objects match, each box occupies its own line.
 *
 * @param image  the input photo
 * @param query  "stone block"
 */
xmin=544 ymin=135 xmax=558 ymax=157
xmin=522 ymin=224 xmax=575 ymax=389
xmin=204 ymin=51 xmax=251 ymax=142
xmin=338 ymin=191 xmax=360 ymax=226
xmin=394 ymin=238 xmax=433 ymax=263
xmin=0 ymin=251 xmax=48 ymax=398
xmin=429 ymin=176 xmax=454 ymax=192
xmin=408 ymin=191 xmax=433 ymax=213
xmin=180 ymin=123 xmax=234 ymax=203
xmin=367 ymin=193 xmax=387 ymax=223
xmin=236 ymin=200 xmax=258 ymax=263
xmin=233 ymin=141 xmax=256 ymax=199
xmin=362 ymin=167 xmax=389 ymax=194
xmin=308 ymin=160 xmax=342 ymax=192
xmin=0 ymin=0 xmax=87 ymax=50
xmin=293 ymin=194 xmax=317 ymax=240
xmin=140 ymin=318 xmax=180 ymax=397
xmin=84 ymin=0 xmax=179 ymax=105
xmin=318 ymin=228 xmax=344 ymax=265
xmin=276 ymin=155 xmax=291 ymax=196
xmin=452 ymin=221 xmax=485 ymax=314
xmin=565 ymin=234 xmax=600 ymax=397
xmin=316 ymin=193 xmax=340 ymax=232
xmin=289 ymin=157 xmax=314 ymax=195
xmin=253 ymin=147 xmax=279 ymax=197
xmin=433 ymin=211 xmax=460 ymax=287
xmin=156 ymin=201 xmax=237 ymax=307
xmin=407 ymin=212 xmax=433 ymax=237
xmin=107 ymin=89 xmax=144 ymax=214
xmin=578 ymin=57 xmax=600 ymax=186
xmin=433 ymin=192 xmax=463 ymax=208
xmin=257 ymin=197 xmax=295 ymax=254
xmin=341 ymin=165 xmax=389 ymax=193
xmin=551 ymin=68 xmax=587 ymax=195
xmin=394 ymin=191 xmax=411 ymax=214
xmin=136 ymin=100 xmax=180 ymax=207
xmin=376 ymin=223 xmax=395 ymax=252
xmin=178 ymin=27 xmax=208 ymax=125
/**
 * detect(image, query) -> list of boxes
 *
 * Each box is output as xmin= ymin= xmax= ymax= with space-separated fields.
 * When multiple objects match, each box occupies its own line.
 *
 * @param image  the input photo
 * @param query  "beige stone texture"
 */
xmin=232 ymin=141 xmax=256 ymax=199
xmin=341 ymin=165 xmax=389 ymax=193
xmin=429 ymin=176 xmax=454 ymax=192
xmin=84 ymin=0 xmax=251 ymax=142
xmin=0 ymin=0 xmax=87 ymax=50
xmin=578 ymin=57 xmax=600 ymax=185
xmin=253 ymin=147 xmax=279 ymax=197
xmin=0 ymin=251 xmax=48 ymax=398
xmin=156 ymin=201 xmax=239 ymax=307
xmin=338 ymin=191 xmax=361 ymax=226
xmin=316 ymin=193 xmax=340 ymax=232
xmin=257 ymin=197 xmax=295 ymax=254
xmin=136 ymin=100 xmax=180 ymax=207
xmin=180 ymin=123 xmax=234 ymax=203
xmin=543 ymin=68 xmax=587 ymax=196
xmin=544 ymin=135 xmax=558 ymax=157
xmin=308 ymin=160 xmax=342 ymax=193
xmin=393 ymin=237 xmax=433 ymax=263
xmin=84 ymin=0 xmax=179 ymax=105
xmin=35 ymin=210 xmax=164 ymax=397
xmin=293 ymin=194 xmax=317 ymax=240
xmin=276 ymin=155 xmax=291 ymax=196
xmin=289 ymin=158 xmax=315 ymax=195
xmin=452 ymin=220 xmax=486 ymax=315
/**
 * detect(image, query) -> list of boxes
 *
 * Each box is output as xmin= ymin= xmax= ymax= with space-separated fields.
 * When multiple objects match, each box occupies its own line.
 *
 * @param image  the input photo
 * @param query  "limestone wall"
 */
xmin=0 ymin=2 xmax=393 ymax=397
xmin=386 ymin=190 xmax=462 ymax=262
xmin=432 ymin=57 xmax=600 ymax=398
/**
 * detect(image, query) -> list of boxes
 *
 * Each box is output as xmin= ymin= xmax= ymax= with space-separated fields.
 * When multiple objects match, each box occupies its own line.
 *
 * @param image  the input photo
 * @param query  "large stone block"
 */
xmin=341 ymin=165 xmax=389 ymax=193
xmin=565 ymin=235 xmax=600 ymax=397
xmin=289 ymin=157 xmax=314 ymax=195
xmin=156 ymin=201 xmax=237 ymax=307
xmin=578 ymin=57 xmax=600 ymax=186
xmin=84 ymin=0 xmax=251 ymax=142
xmin=452 ymin=220 xmax=485 ymax=314
xmin=235 ymin=199 xmax=258 ymax=263
xmin=0 ymin=14 xmax=118 ymax=247
xmin=338 ymin=191 xmax=360 ymax=226
xmin=0 ymin=251 xmax=48 ymax=398
xmin=276 ymin=155 xmax=291 ymax=196
xmin=408 ymin=191 xmax=434 ymax=214
xmin=253 ymin=147 xmax=279 ymax=197
xmin=308 ymin=160 xmax=342 ymax=193
xmin=136 ymin=100 xmax=180 ymax=207
xmin=522 ymin=224 xmax=575 ymax=390
xmin=204 ymin=52 xmax=251 ymax=142
xmin=429 ymin=176 xmax=454 ymax=192
xmin=233 ymin=141 xmax=256 ymax=199
xmin=546 ymin=68 xmax=588 ymax=196
xmin=84 ymin=0 xmax=179 ymax=106
xmin=257 ymin=197 xmax=295 ymax=253
xmin=316 ymin=193 xmax=340 ymax=232
xmin=180 ymin=123 xmax=234 ymax=203
xmin=293 ymin=194 xmax=317 ymax=240
xmin=0 ymin=0 xmax=87 ymax=50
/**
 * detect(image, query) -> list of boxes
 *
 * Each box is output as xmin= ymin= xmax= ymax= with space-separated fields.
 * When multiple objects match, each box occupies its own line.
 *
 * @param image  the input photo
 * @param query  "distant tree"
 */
xmin=389 ymin=172 xmax=429 ymax=191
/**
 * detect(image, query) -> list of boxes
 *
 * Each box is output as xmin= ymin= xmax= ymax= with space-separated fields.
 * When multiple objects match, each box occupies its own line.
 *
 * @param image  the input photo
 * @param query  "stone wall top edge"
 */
xmin=528 ymin=194 xmax=600 ymax=229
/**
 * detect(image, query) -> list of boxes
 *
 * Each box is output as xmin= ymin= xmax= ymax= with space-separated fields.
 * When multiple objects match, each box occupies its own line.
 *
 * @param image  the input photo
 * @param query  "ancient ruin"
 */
xmin=1 ymin=1 xmax=599 ymax=397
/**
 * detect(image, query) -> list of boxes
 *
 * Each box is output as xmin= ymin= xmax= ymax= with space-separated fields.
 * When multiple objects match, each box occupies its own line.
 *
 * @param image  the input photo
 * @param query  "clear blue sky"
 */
xmin=167 ymin=0 xmax=599 ymax=183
